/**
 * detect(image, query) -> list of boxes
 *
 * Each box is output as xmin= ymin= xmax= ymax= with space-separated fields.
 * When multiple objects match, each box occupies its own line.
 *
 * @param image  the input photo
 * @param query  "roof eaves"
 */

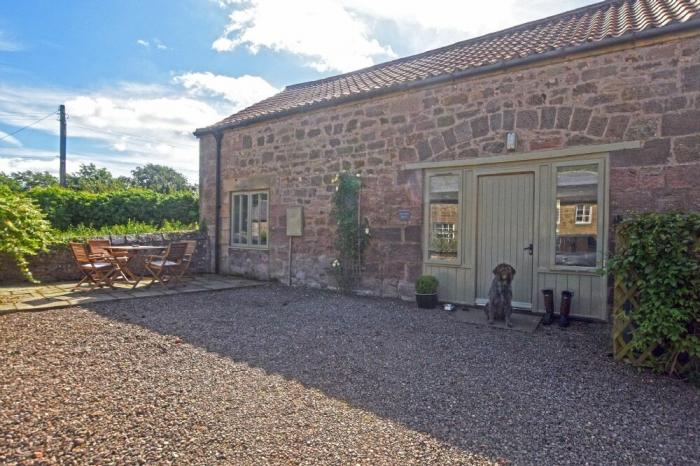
xmin=193 ymin=15 xmax=700 ymax=138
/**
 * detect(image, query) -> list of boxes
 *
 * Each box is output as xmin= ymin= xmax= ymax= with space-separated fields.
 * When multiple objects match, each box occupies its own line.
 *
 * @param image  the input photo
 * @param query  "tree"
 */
xmin=9 ymin=170 xmax=59 ymax=190
xmin=0 ymin=172 xmax=21 ymax=191
xmin=66 ymin=163 xmax=120 ymax=193
xmin=130 ymin=164 xmax=191 ymax=194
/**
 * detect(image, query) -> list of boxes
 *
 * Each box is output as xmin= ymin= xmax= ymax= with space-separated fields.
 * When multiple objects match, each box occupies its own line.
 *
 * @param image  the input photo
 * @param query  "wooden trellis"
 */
xmin=612 ymin=233 xmax=700 ymax=374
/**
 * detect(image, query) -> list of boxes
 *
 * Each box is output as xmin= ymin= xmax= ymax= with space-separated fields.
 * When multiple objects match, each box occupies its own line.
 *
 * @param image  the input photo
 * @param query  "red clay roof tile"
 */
xmin=199 ymin=0 xmax=700 ymax=133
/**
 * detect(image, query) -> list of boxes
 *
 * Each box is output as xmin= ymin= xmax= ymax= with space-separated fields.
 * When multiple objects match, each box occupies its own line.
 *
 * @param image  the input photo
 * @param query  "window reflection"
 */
xmin=429 ymin=174 xmax=459 ymax=260
xmin=555 ymin=164 xmax=598 ymax=267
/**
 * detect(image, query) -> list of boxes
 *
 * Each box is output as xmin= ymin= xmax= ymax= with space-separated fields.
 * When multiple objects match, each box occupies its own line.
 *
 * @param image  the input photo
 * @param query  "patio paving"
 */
xmin=0 ymin=274 xmax=262 ymax=314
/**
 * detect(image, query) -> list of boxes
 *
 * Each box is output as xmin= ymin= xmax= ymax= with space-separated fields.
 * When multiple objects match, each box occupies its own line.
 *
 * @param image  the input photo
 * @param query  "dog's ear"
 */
xmin=492 ymin=264 xmax=500 ymax=275
xmin=510 ymin=265 xmax=516 ymax=276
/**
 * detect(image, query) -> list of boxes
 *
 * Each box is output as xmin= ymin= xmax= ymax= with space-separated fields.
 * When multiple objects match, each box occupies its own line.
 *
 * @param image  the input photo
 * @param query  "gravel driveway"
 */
xmin=1 ymin=284 xmax=698 ymax=465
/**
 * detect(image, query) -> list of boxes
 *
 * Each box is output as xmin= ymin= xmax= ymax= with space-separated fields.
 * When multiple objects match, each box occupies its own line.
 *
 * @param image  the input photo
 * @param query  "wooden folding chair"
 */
xmin=179 ymin=240 xmax=197 ymax=281
xmin=69 ymin=242 xmax=118 ymax=291
xmin=88 ymin=239 xmax=129 ymax=281
xmin=144 ymin=242 xmax=189 ymax=288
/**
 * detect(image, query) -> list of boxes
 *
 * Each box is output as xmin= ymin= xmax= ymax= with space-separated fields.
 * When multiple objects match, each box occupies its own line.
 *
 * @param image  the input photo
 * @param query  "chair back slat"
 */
xmin=166 ymin=242 xmax=189 ymax=261
xmin=69 ymin=242 xmax=91 ymax=264
xmin=183 ymin=240 xmax=196 ymax=256
xmin=88 ymin=239 xmax=111 ymax=256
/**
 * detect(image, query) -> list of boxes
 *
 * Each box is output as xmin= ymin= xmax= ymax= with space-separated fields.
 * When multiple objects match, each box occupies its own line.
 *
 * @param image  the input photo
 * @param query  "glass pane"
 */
xmin=259 ymin=193 xmax=268 ymax=246
xmin=238 ymin=194 xmax=248 ymax=244
xmin=232 ymin=195 xmax=241 ymax=244
xmin=555 ymin=164 xmax=598 ymax=267
xmin=251 ymin=194 xmax=260 ymax=245
xmin=428 ymin=174 xmax=460 ymax=260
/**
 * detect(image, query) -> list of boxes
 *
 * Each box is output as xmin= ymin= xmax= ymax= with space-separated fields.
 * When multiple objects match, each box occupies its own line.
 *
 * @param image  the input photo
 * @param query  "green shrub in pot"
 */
xmin=415 ymin=275 xmax=439 ymax=308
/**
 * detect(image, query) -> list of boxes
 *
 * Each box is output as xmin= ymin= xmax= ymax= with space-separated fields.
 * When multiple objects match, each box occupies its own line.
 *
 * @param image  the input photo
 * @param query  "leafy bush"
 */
xmin=608 ymin=212 xmax=700 ymax=375
xmin=27 ymin=187 xmax=198 ymax=230
xmin=54 ymin=219 xmax=198 ymax=243
xmin=0 ymin=186 xmax=54 ymax=282
xmin=415 ymin=275 xmax=439 ymax=294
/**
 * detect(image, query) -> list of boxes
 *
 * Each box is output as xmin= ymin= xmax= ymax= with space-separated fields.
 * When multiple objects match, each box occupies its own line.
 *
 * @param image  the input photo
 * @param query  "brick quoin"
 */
xmin=199 ymin=35 xmax=700 ymax=298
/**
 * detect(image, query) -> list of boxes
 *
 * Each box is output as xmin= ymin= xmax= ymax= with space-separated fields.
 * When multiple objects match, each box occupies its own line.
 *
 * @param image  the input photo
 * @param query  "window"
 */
xmin=554 ymin=164 xmax=598 ymax=267
xmin=435 ymin=223 xmax=456 ymax=239
xmin=575 ymin=204 xmax=592 ymax=224
xmin=428 ymin=173 xmax=460 ymax=261
xmin=231 ymin=191 xmax=269 ymax=248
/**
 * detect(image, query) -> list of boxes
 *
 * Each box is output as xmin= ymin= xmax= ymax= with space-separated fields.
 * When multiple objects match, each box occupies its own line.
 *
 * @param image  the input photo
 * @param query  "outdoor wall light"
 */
xmin=506 ymin=132 xmax=517 ymax=151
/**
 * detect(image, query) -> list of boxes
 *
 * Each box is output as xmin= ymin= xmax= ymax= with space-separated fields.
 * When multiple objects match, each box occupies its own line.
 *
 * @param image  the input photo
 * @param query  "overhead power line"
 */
xmin=0 ymin=111 xmax=56 ymax=142
xmin=71 ymin=122 xmax=194 ymax=149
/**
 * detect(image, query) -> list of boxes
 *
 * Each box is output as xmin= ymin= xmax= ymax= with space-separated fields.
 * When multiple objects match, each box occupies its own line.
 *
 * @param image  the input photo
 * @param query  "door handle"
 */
xmin=524 ymin=243 xmax=533 ymax=255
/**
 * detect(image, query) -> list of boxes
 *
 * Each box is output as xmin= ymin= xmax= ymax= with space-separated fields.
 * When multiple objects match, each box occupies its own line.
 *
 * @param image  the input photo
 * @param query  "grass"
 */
xmin=53 ymin=220 xmax=199 ymax=243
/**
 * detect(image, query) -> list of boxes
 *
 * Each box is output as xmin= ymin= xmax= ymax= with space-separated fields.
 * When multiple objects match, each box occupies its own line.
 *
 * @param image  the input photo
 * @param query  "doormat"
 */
xmin=446 ymin=307 xmax=542 ymax=334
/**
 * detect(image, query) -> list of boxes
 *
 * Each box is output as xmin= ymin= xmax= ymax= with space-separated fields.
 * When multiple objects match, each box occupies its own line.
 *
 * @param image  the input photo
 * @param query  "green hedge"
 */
xmin=27 ymin=187 xmax=198 ymax=230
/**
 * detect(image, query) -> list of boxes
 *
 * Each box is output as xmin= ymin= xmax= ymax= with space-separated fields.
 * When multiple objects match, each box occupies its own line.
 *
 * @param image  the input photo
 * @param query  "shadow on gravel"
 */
xmin=87 ymin=284 xmax=700 ymax=465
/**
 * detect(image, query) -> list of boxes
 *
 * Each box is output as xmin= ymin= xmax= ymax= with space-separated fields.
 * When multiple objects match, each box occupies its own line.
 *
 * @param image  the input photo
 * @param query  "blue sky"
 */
xmin=0 ymin=0 xmax=589 ymax=182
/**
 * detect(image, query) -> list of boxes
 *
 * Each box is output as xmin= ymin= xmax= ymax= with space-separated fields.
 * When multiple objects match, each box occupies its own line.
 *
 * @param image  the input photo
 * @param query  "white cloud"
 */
xmin=213 ymin=0 xmax=396 ymax=72
xmin=214 ymin=0 xmax=590 ymax=72
xmin=0 ymin=130 xmax=22 ymax=147
xmin=0 ymin=72 xmax=276 ymax=181
xmin=173 ymin=72 xmax=278 ymax=106
xmin=0 ymin=31 xmax=22 ymax=52
xmin=136 ymin=38 xmax=168 ymax=50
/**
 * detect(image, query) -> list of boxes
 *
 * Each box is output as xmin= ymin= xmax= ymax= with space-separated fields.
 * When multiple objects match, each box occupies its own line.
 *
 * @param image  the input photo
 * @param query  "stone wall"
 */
xmin=0 ymin=231 xmax=210 ymax=284
xmin=199 ymin=34 xmax=700 ymax=299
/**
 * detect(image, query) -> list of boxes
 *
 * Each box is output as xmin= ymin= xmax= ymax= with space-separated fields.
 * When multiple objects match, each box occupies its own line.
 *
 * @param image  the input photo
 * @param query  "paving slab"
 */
xmin=0 ymin=275 xmax=264 ymax=314
xmin=446 ymin=307 xmax=542 ymax=333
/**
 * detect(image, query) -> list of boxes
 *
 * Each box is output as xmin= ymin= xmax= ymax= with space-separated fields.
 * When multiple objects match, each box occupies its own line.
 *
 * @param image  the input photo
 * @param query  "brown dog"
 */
xmin=484 ymin=263 xmax=516 ymax=327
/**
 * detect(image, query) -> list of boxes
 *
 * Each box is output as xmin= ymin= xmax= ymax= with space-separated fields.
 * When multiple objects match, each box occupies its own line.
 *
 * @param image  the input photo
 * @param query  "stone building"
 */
xmin=195 ymin=0 xmax=700 ymax=321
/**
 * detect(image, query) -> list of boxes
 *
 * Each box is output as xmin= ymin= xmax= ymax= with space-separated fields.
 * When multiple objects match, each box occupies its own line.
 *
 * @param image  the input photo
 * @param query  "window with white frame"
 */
xmin=231 ymin=191 xmax=269 ymax=248
xmin=434 ymin=222 xmax=456 ymax=239
xmin=575 ymin=204 xmax=592 ymax=224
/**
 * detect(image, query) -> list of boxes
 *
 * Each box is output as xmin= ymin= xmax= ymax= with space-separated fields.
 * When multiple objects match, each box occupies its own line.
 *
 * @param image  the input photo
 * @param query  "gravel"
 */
xmin=1 ymin=284 xmax=698 ymax=465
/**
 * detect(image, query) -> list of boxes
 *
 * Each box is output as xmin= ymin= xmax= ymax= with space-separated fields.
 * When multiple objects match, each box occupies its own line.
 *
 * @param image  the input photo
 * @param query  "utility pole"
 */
xmin=59 ymin=104 xmax=66 ymax=187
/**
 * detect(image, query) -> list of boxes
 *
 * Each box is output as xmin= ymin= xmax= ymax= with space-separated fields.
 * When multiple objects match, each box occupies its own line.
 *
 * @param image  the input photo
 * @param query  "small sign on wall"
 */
xmin=398 ymin=210 xmax=411 ymax=222
xmin=286 ymin=206 xmax=303 ymax=236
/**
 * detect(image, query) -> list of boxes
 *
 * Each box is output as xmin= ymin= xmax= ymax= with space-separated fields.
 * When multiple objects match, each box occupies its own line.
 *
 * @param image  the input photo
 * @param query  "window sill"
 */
xmin=546 ymin=265 xmax=601 ymax=275
xmin=229 ymin=245 xmax=270 ymax=251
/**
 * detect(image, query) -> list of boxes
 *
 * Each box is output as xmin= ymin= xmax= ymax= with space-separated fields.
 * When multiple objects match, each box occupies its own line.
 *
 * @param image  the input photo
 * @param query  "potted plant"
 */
xmin=415 ymin=275 xmax=439 ymax=309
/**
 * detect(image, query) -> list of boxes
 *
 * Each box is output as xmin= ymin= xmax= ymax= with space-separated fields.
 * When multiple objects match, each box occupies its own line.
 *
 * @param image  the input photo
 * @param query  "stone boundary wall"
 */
xmin=0 ymin=231 xmax=210 ymax=284
xmin=198 ymin=34 xmax=700 ymax=300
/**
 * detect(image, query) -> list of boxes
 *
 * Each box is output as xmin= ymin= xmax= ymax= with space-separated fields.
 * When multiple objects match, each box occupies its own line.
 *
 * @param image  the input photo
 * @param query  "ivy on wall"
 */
xmin=608 ymin=212 xmax=700 ymax=376
xmin=330 ymin=172 xmax=370 ymax=293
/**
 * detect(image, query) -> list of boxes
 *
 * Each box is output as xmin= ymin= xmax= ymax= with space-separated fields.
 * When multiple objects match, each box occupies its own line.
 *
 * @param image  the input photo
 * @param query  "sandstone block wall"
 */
xmin=199 ymin=34 xmax=700 ymax=299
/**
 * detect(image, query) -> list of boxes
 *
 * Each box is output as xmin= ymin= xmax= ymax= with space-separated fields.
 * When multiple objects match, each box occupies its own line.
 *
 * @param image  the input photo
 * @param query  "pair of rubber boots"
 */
xmin=541 ymin=289 xmax=573 ymax=327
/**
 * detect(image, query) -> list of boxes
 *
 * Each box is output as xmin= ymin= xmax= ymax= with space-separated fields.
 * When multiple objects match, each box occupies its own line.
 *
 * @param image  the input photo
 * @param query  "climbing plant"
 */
xmin=330 ymin=172 xmax=370 ymax=293
xmin=608 ymin=212 xmax=700 ymax=375
xmin=0 ymin=186 xmax=54 ymax=282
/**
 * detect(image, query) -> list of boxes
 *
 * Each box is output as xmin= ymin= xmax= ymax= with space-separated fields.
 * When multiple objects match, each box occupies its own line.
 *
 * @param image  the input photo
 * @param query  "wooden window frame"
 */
xmin=230 ymin=190 xmax=269 ymax=250
xmin=550 ymin=158 xmax=606 ymax=271
xmin=423 ymin=170 xmax=463 ymax=266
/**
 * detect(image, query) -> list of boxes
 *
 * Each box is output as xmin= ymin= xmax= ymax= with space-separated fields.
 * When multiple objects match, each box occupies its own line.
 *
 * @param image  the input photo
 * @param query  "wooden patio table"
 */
xmin=105 ymin=245 xmax=167 ymax=289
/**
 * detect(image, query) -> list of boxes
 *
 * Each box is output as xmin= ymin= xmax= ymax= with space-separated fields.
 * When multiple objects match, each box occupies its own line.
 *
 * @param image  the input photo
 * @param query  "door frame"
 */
xmin=473 ymin=168 xmax=538 ymax=310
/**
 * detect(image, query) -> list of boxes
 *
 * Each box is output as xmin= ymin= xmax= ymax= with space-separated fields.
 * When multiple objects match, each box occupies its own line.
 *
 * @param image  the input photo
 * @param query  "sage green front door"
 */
xmin=475 ymin=172 xmax=535 ymax=309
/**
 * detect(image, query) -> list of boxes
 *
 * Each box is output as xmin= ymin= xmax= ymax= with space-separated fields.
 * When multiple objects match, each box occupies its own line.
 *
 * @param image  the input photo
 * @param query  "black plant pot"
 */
xmin=416 ymin=293 xmax=438 ymax=309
